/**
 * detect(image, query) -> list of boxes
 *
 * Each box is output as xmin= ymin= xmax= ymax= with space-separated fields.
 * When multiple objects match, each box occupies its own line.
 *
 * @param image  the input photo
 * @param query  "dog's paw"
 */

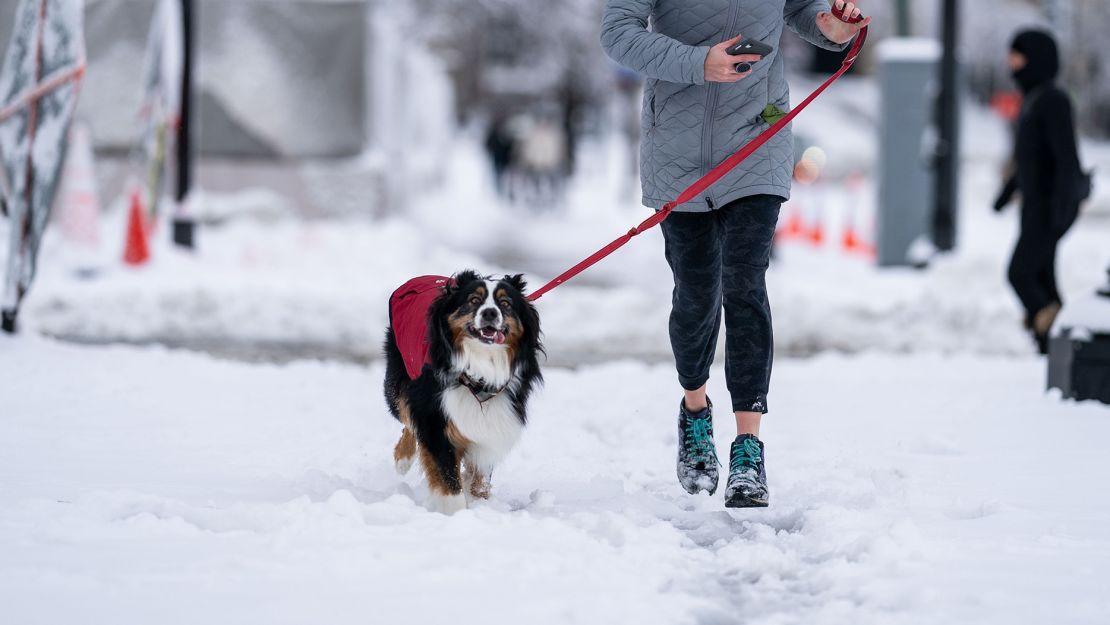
xmin=468 ymin=478 xmax=491 ymax=500
xmin=394 ymin=456 xmax=414 ymax=475
xmin=430 ymin=493 xmax=467 ymax=515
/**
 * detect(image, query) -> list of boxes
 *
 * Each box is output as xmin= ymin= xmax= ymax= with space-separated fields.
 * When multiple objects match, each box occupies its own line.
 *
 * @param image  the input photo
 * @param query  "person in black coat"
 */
xmin=993 ymin=29 xmax=1083 ymax=354
xmin=484 ymin=113 xmax=516 ymax=197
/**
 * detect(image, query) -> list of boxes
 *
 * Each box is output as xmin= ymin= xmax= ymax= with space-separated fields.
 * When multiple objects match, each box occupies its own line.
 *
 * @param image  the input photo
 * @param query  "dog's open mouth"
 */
xmin=468 ymin=324 xmax=506 ymax=345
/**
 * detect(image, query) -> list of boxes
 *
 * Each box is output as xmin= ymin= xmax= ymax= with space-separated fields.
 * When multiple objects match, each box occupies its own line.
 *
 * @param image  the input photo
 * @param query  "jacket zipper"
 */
xmin=700 ymin=0 xmax=743 ymax=208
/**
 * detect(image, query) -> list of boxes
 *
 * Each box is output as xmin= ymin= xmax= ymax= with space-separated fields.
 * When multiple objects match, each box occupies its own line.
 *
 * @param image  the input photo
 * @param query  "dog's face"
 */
xmin=430 ymin=270 xmax=541 ymax=364
xmin=445 ymin=271 xmax=534 ymax=349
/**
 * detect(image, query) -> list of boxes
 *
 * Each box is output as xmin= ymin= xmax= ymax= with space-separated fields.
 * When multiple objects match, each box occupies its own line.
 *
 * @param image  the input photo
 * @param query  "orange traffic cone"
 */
xmin=842 ymin=208 xmax=877 ymax=258
xmin=844 ymin=224 xmax=877 ymax=258
xmin=123 ymin=189 xmax=150 ymax=266
xmin=781 ymin=210 xmax=805 ymax=239
xmin=843 ymin=221 xmax=862 ymax=253
xmin=807 ymin=218 xmax=824 ymax=246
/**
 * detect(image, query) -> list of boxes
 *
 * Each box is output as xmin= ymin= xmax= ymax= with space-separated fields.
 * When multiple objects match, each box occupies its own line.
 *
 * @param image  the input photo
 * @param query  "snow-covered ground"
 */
xmin=2 ymin=336 xmax=1108 ymax=625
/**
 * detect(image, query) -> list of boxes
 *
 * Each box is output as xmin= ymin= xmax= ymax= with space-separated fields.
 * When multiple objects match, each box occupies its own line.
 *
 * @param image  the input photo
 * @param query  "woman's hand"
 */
xmin=704 ymin=35 xmax=763 ymax=83
xmin=816 ymin=1 xmax=872 ymax=45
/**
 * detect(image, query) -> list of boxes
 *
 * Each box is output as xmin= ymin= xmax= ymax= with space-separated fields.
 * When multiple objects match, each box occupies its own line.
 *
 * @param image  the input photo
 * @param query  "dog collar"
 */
xmin=457 ymin=372 xmax=507 ymax=404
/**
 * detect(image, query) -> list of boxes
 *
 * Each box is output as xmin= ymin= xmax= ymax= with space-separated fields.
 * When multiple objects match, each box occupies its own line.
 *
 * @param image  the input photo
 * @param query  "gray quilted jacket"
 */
xmin=601 ymin=0 xmax=848 ymax=212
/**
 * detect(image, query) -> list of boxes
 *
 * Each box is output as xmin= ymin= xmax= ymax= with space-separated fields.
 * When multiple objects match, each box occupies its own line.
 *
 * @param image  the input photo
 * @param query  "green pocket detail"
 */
xmin=761 ymin=104 xmax=787 ymax=126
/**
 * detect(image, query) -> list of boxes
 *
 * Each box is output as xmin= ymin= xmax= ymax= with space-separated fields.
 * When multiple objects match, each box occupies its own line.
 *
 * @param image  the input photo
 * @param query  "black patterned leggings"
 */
xmin=660 ymin=194 xmax=782 ymax=414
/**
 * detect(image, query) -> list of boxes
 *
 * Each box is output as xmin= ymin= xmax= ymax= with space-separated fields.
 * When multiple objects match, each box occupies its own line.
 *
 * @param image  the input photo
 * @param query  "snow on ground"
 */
xmin=1 ymin=336 xmax=1107 ymax=625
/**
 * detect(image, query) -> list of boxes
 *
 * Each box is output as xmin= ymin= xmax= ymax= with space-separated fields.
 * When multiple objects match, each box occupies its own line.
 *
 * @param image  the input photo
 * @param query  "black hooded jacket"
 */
xmin=1002 ymin=30 xmax=1082 ymax=232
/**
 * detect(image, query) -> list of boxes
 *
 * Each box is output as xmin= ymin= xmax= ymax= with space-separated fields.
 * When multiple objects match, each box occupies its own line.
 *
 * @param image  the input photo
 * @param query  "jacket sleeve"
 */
xmin=783 ymin=0 xmax=851 ymax=52
xmin=600 ymin=0 xmax=710 ymax=85
xmin=1040 ymin=89 xmax=1082 ymax=216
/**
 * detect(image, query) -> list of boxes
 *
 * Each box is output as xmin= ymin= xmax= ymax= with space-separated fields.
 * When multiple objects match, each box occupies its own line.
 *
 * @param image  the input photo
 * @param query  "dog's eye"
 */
xmin=468 ymin=296 xmax=482 ymax=307
xmin=498 ymin=300 xmax=511 ymax=310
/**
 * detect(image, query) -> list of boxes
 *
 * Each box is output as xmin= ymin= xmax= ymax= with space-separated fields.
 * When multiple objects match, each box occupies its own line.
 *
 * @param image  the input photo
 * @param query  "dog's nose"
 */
xmin=480 ymin=308 xmax=499 ymax=324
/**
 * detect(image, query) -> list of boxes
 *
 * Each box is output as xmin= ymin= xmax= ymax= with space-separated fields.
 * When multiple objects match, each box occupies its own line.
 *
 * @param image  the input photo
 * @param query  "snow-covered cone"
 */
xmin=55 ymin=122 xmax=101 ymax=248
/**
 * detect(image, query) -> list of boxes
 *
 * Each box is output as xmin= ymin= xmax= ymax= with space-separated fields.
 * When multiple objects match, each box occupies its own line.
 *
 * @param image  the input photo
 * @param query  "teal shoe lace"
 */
xmin=731 ymin=438 xmax=763 ymax=470
xmin=684 ymin=416 xmax=721 ymax=466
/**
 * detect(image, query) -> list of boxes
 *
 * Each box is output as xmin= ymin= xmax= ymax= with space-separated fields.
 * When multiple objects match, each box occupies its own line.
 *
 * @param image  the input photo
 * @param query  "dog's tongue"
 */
xmin=481 ymin=327 xmax=506 ymax=344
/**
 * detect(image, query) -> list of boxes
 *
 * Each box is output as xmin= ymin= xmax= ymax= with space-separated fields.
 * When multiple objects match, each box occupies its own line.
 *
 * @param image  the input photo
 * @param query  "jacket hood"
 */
xmin=1010 ymin=30 xmax=1059 ymax=93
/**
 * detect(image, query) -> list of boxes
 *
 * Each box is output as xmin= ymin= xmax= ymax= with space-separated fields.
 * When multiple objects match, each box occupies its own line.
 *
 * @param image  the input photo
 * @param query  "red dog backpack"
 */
xmin=388 ymin=275 xmax=451 ymax=380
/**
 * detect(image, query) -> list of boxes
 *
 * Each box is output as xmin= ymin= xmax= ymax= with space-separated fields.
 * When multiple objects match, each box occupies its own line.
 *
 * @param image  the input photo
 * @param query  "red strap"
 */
xmin=528 ymin=16 xmax=867 ymax=302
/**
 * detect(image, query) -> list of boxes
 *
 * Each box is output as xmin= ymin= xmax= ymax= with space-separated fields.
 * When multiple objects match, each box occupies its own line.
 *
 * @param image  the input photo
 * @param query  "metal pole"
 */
xmin=932 ymin=0 xmax=959 ymax=252
xmin=893 ymin=0 xmax=912 ymax=36
xmin=172 ymin=0 xmax=196 ymax=249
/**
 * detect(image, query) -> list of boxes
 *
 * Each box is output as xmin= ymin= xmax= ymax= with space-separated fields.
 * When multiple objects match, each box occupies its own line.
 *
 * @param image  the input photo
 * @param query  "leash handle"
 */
xmin=527 ymin=18 xmax=869 ymax=302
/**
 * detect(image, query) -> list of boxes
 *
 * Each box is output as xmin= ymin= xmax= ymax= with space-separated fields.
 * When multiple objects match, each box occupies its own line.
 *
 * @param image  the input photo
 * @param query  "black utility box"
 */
xmin=1049 ymin=330 xmax=1110 ymax=405
xmin=1049 ymin=282 xmax=1110 ymax=406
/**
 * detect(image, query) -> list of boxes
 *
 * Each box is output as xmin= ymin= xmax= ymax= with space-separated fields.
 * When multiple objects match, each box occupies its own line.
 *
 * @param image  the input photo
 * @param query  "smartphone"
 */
xmin=726 ymin=39 xmax=774 ymax=73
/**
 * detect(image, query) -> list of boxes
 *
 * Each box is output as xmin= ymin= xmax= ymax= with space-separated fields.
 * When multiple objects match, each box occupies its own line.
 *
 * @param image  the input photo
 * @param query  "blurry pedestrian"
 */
xmin=517 ymin=113 xmax=567 ymax=209
xmin=484 ymin=113 xmax=516 ymax=197
xmin=559 ymin=80 xmax=584 ymax=175
xmin=601 ymin=0 xmax=868 ymax=508
xmin=993 ymin=29 xmax=1088 ymax=354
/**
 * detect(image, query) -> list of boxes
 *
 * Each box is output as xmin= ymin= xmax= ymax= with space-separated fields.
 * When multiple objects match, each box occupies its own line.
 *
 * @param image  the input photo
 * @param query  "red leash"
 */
xmin=528 ymin=11 xmax=868 ymax=302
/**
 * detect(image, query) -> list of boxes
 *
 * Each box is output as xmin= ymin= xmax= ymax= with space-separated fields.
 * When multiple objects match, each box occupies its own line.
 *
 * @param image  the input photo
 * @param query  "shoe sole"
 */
xmin=724 ymin=496 xmax=768 ymax=508
xmin=679 ymin=469 xmax=719 ymax=496
xmin=682 ymin=484 xmax=719 ymax=496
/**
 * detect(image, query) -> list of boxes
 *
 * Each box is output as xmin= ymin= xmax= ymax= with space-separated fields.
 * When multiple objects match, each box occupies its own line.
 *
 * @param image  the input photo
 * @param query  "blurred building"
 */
xmin=0 ymin=0 xmax=455 ymax=216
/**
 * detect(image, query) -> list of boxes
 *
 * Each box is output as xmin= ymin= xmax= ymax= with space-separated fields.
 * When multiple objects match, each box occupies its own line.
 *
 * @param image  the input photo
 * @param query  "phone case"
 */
xmin=726 ymin=39 xmax=774 ymax=58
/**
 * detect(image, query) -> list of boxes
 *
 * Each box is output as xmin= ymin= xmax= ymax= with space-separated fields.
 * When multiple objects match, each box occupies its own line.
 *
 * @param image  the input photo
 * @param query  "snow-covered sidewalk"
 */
xmin=2 ymin=337 xmax=1107 ymax=625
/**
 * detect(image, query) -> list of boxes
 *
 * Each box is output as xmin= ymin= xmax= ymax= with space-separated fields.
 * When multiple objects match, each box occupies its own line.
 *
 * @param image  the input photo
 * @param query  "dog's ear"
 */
xmin=452 ymin=269 xmax=483 ymax=291
xmin=504 ymin=273 xmax=528 ymax=295
xmin=520 ymin=297 xmax=543 ymax=354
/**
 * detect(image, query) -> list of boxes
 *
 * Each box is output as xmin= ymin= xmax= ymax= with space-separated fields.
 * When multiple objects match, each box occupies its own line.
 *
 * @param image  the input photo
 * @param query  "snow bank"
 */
xmin=1054 ymin=292 xmax=1110 ymax=338
xmin=11 ymin=125 xmax=1109 ymax=362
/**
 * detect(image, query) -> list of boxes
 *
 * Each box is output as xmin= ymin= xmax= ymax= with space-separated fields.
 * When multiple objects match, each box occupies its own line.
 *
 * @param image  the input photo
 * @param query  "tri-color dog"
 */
xmin=383 ymin=270 xmax=543 ymax=513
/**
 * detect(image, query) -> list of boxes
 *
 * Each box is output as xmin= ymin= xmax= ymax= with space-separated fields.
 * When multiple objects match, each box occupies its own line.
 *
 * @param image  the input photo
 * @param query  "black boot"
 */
xmin=676 ymin=398 xmax=720 ymax=495
xmin=724 ymin=434 xmax=769 ymax=508
xmin=1 ymin=309 xmax=16 ymax=334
